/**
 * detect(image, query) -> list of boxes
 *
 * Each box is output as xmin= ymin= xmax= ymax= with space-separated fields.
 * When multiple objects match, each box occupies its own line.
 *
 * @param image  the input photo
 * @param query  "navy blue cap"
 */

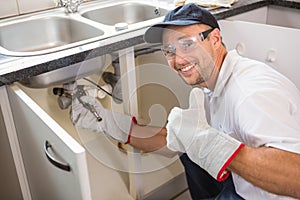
xmin=144 ymin=3 xmax=220 ymax=44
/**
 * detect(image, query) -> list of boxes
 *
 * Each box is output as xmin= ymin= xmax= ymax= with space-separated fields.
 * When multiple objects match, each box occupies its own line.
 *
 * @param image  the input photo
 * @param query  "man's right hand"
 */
xmin=70 ymin=95 xmax=135 ymax=144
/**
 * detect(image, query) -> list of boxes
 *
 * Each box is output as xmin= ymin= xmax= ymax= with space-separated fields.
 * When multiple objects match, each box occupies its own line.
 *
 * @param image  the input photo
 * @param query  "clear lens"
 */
xmin=177 ymin=37 xmax=197 ymax=51
xmin=161 ymin=36 xmax=198 ymax=60
xmin=161 ymin=29 xmax=214 ymax=60
xmin=161 ymin=44 xmax=176 ymax=59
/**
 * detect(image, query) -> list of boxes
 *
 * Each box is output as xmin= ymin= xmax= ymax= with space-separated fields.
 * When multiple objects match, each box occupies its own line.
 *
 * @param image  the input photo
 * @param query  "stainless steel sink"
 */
xmin=20 ymin=55 xmax=106 ymax=88
xmin=81 ymin=2 xmax=169 ymax=25
xmin=0 ymin=0 xmax=171 ymax=88
xmin=0 ymin=16 xmax=105 ymax=56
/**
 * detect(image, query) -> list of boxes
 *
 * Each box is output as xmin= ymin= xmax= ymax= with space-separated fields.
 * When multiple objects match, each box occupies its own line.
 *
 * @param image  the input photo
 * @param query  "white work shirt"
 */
xmin=208 ymin=50 xmax=300 ymax=199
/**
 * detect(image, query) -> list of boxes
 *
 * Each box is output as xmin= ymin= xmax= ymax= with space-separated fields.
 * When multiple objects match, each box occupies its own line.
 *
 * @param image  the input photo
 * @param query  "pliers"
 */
xmin=75 ymin=85 xmax=102 ymax=122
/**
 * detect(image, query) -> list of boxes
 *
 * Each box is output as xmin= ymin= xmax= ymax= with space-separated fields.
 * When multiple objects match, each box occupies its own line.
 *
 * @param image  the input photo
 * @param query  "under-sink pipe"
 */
xmin=102 ymin=46 xmax=162 ymax=104
xmin=101 ymin=53 xmax=123 ymax=104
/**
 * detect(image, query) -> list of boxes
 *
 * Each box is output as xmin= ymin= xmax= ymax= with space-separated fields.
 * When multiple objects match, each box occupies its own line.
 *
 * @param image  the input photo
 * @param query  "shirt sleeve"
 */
xmin=236 ymin=88 xmax=300 ymax=154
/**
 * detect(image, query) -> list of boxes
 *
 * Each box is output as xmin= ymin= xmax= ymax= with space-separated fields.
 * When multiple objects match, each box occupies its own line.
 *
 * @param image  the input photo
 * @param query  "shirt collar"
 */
xmin=211 ymin=49 xmax=240 ymax=98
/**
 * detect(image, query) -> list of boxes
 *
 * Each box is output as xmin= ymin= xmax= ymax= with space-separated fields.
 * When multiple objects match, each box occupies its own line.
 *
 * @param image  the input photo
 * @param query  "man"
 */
xmin=71 ymin=3 xmax=300 ymax=199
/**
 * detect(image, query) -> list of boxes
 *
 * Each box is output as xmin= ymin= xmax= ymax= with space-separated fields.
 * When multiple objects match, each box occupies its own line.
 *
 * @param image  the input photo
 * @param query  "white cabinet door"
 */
xmin=219 ymin=20 xmax=300 ymax=89
xmin=7 ymin=84 xmax=91 ymax=200
xmin=0 ymin=92 xmax=23 ymax=200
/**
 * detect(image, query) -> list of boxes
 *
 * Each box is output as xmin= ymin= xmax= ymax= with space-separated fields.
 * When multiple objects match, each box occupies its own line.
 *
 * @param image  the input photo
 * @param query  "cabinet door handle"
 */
xmin=44 ymin=141 xmax=71 ymax=172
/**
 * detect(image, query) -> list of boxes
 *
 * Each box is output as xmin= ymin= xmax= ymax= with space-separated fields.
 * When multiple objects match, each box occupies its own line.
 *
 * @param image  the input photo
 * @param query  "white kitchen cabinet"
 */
xmin=5 ymin=83 xmax=145 ymax=199
xmin=4 ymin=49 xmax=188 ymax=199
xmin=226 ymin=5 xmax=300 ymax=29
xmin=223 ymin=5 xmax=300 ymax=89
xmin=219 ymin=19 xmax=300 ymax=89
xmin=225 ymin=6 xmax=269 ymax=24
xmin=267 ymin=5 xmax=300 ymax=29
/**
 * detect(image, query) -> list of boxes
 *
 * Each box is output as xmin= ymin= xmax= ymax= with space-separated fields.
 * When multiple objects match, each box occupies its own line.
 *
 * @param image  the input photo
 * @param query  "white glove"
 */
xmin=71 ymin=96 xmax=135 ymax=144
xmin=166 ymin=88 xmax=244 ymax=181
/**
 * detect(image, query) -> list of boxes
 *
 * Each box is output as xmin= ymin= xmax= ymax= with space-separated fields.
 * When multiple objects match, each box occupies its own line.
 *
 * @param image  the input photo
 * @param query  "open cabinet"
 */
xmin=4 ymin=47 xmax=190 ymax=200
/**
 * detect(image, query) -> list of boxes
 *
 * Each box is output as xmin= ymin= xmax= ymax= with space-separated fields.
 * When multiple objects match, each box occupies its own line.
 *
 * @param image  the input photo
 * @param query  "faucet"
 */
xmin=56 ymin=0 xmax=83 ymax=13
xmin=154 ymin=0 xmax=161 ymax=16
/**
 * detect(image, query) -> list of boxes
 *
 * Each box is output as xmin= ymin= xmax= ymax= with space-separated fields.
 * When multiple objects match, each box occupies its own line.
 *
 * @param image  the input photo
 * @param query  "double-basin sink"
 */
xmin=0 ymin=0 xmax=169 ymax=87
xmin=0 ymin=0 xmax=169 ymax=56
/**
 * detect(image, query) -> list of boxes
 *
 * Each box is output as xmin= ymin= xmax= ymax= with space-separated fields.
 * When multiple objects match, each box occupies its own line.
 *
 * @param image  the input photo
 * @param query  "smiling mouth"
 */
xmin=177 ymin=63 xmax=196 ymax=73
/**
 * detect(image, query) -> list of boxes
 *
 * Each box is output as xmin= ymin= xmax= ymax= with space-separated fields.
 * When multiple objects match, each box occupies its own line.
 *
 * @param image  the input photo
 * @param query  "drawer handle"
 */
xmin=44 ymin=141 xmax=71 ymax=172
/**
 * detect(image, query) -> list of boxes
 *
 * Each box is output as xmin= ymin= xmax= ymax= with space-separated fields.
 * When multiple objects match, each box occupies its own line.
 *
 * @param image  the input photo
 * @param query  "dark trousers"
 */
xmin=180 ymin=153 xmax=244 ymax=200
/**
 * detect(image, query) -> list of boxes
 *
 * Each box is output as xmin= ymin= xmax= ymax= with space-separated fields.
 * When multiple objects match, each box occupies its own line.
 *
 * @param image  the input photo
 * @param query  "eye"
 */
xmin=178 ymin=38 xmax=196 ymax=51
xmin=161 ymin=45 xmax=176 ymax=58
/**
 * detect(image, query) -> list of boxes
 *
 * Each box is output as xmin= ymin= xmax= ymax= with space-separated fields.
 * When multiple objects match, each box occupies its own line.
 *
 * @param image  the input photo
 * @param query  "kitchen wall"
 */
xmin=0 ymin=0 xmax=55 ymax=19
xmin=0 ymin=0 xmax=172 ymax=19
xmin=0 ymin=0 xmax=94 ymax=19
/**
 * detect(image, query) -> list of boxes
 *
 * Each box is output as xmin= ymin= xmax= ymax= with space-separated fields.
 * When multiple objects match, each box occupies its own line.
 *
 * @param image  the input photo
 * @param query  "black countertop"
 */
xmin=0 ymin=0 xmax=299 ymax=86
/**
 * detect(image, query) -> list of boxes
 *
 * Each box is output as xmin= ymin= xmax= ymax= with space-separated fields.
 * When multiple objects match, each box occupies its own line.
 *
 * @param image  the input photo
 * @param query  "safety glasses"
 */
xmin=161 ymin=29 xmax=214 ymax=60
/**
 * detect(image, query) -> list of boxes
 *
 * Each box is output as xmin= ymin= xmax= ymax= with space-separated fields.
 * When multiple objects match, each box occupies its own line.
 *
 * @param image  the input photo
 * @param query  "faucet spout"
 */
xmin=56 ymin=0 xmax=83 ymax=13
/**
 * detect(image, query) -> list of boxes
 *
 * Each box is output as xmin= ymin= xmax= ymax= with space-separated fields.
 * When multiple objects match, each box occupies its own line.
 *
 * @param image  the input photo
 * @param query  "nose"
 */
xmin=167 ymin=53 xmax=188 ymax=71
xmin=174 ymin=53 xmax=187 ymax=64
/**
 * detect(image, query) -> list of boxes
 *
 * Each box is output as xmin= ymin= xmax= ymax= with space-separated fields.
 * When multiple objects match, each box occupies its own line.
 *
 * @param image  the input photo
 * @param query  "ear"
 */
xmin=210 ymin=28 xmax=222 ymax=49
